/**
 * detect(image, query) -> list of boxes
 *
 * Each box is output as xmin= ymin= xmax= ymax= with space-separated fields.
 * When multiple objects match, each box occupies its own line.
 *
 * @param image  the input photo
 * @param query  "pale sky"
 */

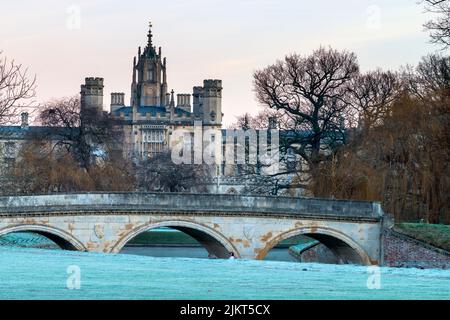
xmin=0 ymin=0 xmax=437 ymax=125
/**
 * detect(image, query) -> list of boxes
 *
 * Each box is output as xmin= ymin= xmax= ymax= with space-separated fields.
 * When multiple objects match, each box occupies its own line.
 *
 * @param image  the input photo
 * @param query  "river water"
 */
xmin=122 ymin=246 xmax=296 ymax=261
xmin=0 ymin=245 xmax=449 ymax=300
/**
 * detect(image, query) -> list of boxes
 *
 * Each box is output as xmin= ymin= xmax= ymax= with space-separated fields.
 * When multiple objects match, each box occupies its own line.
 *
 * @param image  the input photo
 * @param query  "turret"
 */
xmin=21 ymin=112 xmax=29 ymax=129
xmin=169 ymin=89 xmax=175 ymax=119
xmin=131 ymin=57 xmax=137 ymax=106
xmin=202 ymin=79 xmax=222 ymax=125
xmin=169 ymin=89 xmax=175 ymax=108
xmin=165 ymin=93 xmax=171 ymax=106
xmin=193 ymin=86 xmax=204 ymax=117
xmin=80 ymin=77 xmax=104 ymax=121
xmin=161 ymin=57 xmax=168 ymax=106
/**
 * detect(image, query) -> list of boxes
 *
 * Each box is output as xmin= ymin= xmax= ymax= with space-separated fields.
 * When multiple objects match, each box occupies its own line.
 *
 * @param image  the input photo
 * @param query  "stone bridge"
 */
xmin=0 ymin=193 xmax=385 ymax=265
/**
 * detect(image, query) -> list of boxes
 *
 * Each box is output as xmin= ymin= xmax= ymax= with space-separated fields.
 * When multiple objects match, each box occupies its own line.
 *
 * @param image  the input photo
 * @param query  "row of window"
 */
xmin=142 ymin=130 xmax=165 ymax=143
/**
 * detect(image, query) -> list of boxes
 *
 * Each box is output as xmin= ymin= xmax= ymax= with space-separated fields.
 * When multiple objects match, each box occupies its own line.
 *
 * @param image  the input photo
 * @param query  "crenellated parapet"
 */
xmin=81 ymin=77 xmax=104 ymax=96
xmin=203 ymin=79 xmax=223 ymax=98
xmin=84 ymin=77 xmax=104 ymax=87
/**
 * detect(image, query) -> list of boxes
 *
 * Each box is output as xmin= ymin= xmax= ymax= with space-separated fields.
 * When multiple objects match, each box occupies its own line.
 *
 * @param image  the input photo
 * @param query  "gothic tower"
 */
xmin=202 ymin=79 xmax=222 ymax=126
xmin=80 ymin=77 xmax=104 ymax=112
xmin=130 ymin=22 xmax=168 ymax=108
xmin=80 ymin=77 xmax=104 ymax=125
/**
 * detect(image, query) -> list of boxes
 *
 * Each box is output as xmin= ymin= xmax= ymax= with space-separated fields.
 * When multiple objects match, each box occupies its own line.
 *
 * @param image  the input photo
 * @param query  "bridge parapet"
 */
xmin=0 ymin=193 xmax=383 ymax=221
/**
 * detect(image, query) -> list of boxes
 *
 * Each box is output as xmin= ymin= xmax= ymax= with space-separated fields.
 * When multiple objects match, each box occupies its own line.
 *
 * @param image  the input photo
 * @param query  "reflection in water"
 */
xmin=1 ymin=229 xmax=301 ymax=262
xmin=123 ymin=228 xmax=303 ymax=261
xmin=0 ymin=232 xmax=59 ymax=249
xmin=122 ymin=246 xmax=209 ymax=259
xmin=122 ymin=246 xmax=296 ymax=261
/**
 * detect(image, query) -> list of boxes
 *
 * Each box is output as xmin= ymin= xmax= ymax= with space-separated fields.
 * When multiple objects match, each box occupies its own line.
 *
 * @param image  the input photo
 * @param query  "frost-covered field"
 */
xmin=0 ymin=246 xmax=449 ymax=300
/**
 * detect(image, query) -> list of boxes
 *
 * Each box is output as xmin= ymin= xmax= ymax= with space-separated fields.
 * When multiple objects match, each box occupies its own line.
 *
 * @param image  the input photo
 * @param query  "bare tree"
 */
xmin=229 ymin=108 xmax=282 ymax=130
xmin=350 ymin=69 xmax=401 ymax=129
xmin=423 ymin=0 xmax=450 ymax=49
xmin=253 ymin=47 xmax=359 ymax=189
xmin=38 ymin=96 xmax=123 ymax=171
xmin=0 ymin=52 xmax=36 ymax=124
xmin=405 ymin=53 xmax=450 ymax=100
xmin=311 ymin=54 xmax=450 ymax=223
xmin=136 ymin=150 xmax=212 ymax=193
xmin=228 ymin=110 xmax=301 ymax=196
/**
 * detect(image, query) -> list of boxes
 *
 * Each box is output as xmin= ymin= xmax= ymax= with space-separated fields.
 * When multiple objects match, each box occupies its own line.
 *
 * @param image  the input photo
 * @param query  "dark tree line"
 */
xmin=226 ymin=1 xmax=449 ymax=222
xmin=233 ymin=51 xmax=449 ymax=223
xmin=1 ymin=96 xmax=210 ymax=194
xmin=2 ymin=96 xmax=135 ymax=193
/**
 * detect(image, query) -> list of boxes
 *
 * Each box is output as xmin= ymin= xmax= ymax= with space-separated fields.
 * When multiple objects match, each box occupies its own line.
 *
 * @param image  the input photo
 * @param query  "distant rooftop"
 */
xmin=113 ymin=106 xmax=191 ymax=117
xmin=0 ymin=126 xmax=75 ymax=140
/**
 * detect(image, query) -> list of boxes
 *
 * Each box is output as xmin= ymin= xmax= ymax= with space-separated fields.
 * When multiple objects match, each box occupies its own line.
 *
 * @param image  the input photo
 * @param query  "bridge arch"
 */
xmin=0 ymin=224 xmax=86 ymax=251
xmin=111 ymin=220 xmax=240 ymax=259
xmin=258 ymin=226 xmax=372 ymax=265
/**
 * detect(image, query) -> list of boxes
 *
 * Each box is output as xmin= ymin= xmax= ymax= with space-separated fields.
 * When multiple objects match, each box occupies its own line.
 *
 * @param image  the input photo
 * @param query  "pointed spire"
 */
xmin=132 ymin=56 xmax=137 ymax=83
xmin=170 ymin=89 xmax=175 ymax=107
xmin=163 ymin=58 xmax=167 ymax=84
xmin=169 ymin=89 xmax=175 ymax=119
xmin=147 ymin=21 xmax=153 ymax=47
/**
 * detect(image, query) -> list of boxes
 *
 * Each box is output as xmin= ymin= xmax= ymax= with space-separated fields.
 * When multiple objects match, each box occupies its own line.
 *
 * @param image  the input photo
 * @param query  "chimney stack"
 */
xmin=268 ymin=116 xmax=277 ymax=129
xmin=21 ymin=112 xmax=29 ymax=129
xmin=110 ymin=92 xmax=125 ymax=114
xmin=176 ymin=94 xmax=191 ymax=112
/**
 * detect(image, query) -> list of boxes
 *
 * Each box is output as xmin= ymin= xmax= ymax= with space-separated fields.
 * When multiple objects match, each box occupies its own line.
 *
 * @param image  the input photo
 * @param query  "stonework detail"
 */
xmin=383 ymin=229 xmax=450 ymax=269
